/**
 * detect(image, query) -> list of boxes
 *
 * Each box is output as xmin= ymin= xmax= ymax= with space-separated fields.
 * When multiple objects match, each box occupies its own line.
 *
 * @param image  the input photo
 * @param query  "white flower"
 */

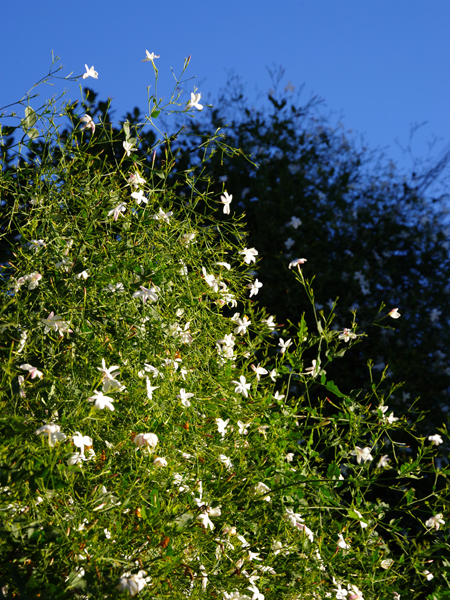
xmin=269 ymin=369 xmax=277 ymax=382
xmin=67 ymin=452 xmax=86 ymax=466
xmin=132 ymin=285 xmax=159 ymax=303
xmin=18 ymin=375 xmax=26 ymax=397
xmin=339 ymin=328 xmax=357 ymax=342
xmin=234 ymin=315 xmax=251 ymax=335
xmin=232 ymin=375 xmax=251 ymax=397
xmin=28 ymin=239 xmax=45 ymax=251
xmin=215 ymin=262 xmax=231 ymax=270
xmin=428 ymin=434 xmax=444 ymax=446
xmin=298 ymin=523 xmax=314 ymax=542
xmin=71 ymin=431 xmax=93 ymax=454
xmin=425 ymin=513 xmax=445 ymax=530
xmin=181 ymin=232 xmax=196 ymax=245
xmin=247 ymin=278 xmax=263 ymax=297
xmin=75 ymin=270 xmax=89 ymax=280
xmin=220 ymin=191 xmax=233 ymax=215
xmin=108 ymin=203 xmax=127 ymax=221
xmin=187 ymin=92 xmax=203 ymax=111
xmin=337 ymin=533 xmax=349 ymax=549
xmin=16 ymin=272 xmax=43 ymax=290
xmin=332 ymin=579 xmax=348 ymax=599
xmin=153 ymin=457 xmax=167 ymax=467
xmin=152 ymin=207 xmax=173 ymax=223
xmin=145 ymin=378 xmax=159 ymax=399
xmin=80 ymin=114 xmax=95 ymax=133
xmin=215 ymin=418 xmax=230 ymax=437
xmin=178 ymin=322 xmax=193 ymax=344
xmin=254 ymin=482 xmax=271 ymax=502
xmin=247 ymin=582 xmax=264 ymax=600
xmin=388 ymin=308 xmax=401 ymax=319
xmin=103 ymin=283 xmax=125 ymax=293
xmin=350 ymin=446 xmax=373 ymax=464
xmin=251 ymin=364 xmax=268 ymax=381
xmin=134 ymin=433 xmax=158 ymax=448
xmin=196 ymin=509 xmax=216 ymax=530
xmin=285 ymin=508 xmax=304 ymax=527
xmin=82 ymin=65 xmax=98 ymax=79
xmin=347 ymin=584 xmax=363 ymax=600
xmin=219 ymin=454 xmax=233 ymax=469
xmin=131 ymin=190 xmax=148 ymax=205
xmin=288 ymin=258 xmax=307 ymax=269
xmin=302 ymin=359 xmax=321 ymax=377
xmin=237 ymin=534 xmax=250 ymax=547
xmin=55 ymin=258 xmax=70 ymax=271
xmin=40 ymin=312 xmax=72 ymax=336
xmin=284 ymin=237 xmax=295 ymax=250
xmin=123 ymin=141 xmax=136 ymax=156
xmin=35 ymin=423 xmax=66 ymax=447
xmin=199 ymin=564 xmax=208 ymax=592
xmin=128 ymin=172 xmax=146 ymax=187
xmin=97 ymin=359 xmax=123 ymax=392
xmin=177 ymin=388 xmax=194 ymax=407
xmin=385 ymin=411 xmax=399 ymax=425
xmin=278 ymin=338 xmax=292 ymax=354
xmin=141 ymin=364 xmax=163 ymax=379
xmin=286 ymin=453 xmax=294 ymax=462
xmin=239 ymin=247 xmax=258 ymax=264
xmin=262 ymin=315 xmax=276 ymax=330
xmin=116 ymin=570 xmax=149 ymax=597
xmin=142 ymin=50 xmax=160 ymax=63
xmin=19 ymin=364 xmax=43 ymax=379
xmin=223 ymin=592 xmax=252 ymax=600
xmin=88 ymin=390 xmax=115 ymax=411
xmin=284 ymin=509 xmax=313 ymax=540
xmin=422 ymin=570 xmax=434 ymax=581
xmin=287 ymin=216 xmax=302 ymax=229
xmin=377 ymin=455 xmax=391 ymax=468
xmin=354 ymin=509 xmax=367 ymax=528
xmin=381 ymin=559 xmax=394 ymax=569
xmin=202 ymin=267 xmax=219 ymax=292
xmin=273 ymin=391 xmax=285 ymax=401
xmin=237 ymin=420 xmax=251 ymax=435
xmin=430 ymin=308 xmax=442 ymax=323
xmin=218 ymin=333 xmax=236 ymax=348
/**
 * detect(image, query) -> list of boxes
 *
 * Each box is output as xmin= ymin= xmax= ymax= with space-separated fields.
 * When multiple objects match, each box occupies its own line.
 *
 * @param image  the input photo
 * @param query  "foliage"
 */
xmin=170 ymin=74 xmax=450 ymax=443
xmin=0 ymin=56 xmax=449 ymax=600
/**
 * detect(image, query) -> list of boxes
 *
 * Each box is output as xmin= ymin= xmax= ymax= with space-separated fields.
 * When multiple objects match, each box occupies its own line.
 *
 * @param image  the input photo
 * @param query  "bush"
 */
xmin=0 ymin=55 xmax=449 ymax=600
xmin=172 ymin=78 xmax=450 ymax=442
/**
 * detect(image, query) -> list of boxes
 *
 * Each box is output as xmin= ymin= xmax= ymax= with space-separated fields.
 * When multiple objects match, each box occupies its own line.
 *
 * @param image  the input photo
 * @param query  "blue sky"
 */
xmin=2 ymin=0 xmax=449 ymax=177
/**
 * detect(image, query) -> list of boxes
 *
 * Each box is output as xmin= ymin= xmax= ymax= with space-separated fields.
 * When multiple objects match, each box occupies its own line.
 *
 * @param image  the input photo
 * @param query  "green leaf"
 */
xmin=326 ymin=462 xmax=341 ymax=479
xmin=25 ymin=106 xmax=37 ymax=129
xmin=320 ymin=376 xmax=347 ymax=399
xmin=27 ymin=128 xmax=39 ymax=140
xmin=123 ymin=121 xmax=130 ymax=140
xmin=403 ymin=487 xmax=415 ymax=504
xmin=65 ymin=570 xmax=87 ymax=590
xmin=151 ymin=110 xmax=161 ymax=119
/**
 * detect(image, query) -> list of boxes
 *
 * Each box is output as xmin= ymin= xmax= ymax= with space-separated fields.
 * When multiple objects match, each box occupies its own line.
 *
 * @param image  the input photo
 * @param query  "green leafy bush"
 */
xmin=0 ymin=56 xmax=449 ymax=600
xmin=171 ymin=78 xmax=450 ymax=441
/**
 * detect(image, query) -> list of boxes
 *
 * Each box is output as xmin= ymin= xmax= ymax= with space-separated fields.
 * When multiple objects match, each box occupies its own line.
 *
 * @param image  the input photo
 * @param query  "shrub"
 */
xmin=172 ymin=78 xmax=450 ymax=442
xmin=0 ymin=55 xmax=449 ymax=600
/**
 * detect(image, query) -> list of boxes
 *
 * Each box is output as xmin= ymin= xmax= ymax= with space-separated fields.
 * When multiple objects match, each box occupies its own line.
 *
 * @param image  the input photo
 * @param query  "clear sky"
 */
xmin=2 ymin=0 xmax=449 ymax=178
